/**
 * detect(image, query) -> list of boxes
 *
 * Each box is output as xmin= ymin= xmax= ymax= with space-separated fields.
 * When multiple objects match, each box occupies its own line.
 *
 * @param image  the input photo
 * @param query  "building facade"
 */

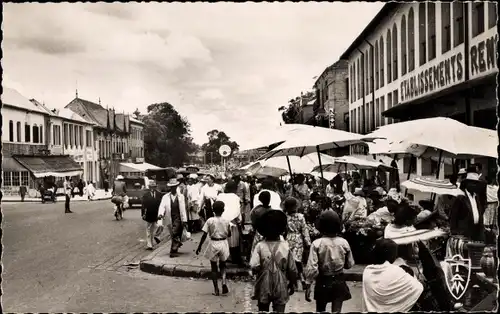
xmin=2 ymin=88 xmax=83 ymax=196
xmin=65 ymin=95 xmax=146 ymax=185
xmin=341 ymin=2 xmax=497 ymax=178
xmin=314 ymin=60 xmax=350 ymax=132
xmin=129 ymin=117 xmax=145 ymax=162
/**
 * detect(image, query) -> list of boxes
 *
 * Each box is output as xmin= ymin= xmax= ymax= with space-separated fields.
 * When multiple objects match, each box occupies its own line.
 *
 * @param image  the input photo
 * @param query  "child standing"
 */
xmin=196 ymin=200 xmax=231 ymax=296
xmin=250 ymin=208 xmax=298 ymax=313
xmin=304 ymin=210 xmax=355 ymax=313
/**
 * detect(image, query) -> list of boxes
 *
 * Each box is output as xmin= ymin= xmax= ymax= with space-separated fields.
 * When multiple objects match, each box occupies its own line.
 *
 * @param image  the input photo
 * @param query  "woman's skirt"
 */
xmin=205 ymin=240 xmax=230 ymax=262
xmin=228 ymin=224 xmax=240 ymax=248
xmin=314 ymin=273 xmax=351 ymax=303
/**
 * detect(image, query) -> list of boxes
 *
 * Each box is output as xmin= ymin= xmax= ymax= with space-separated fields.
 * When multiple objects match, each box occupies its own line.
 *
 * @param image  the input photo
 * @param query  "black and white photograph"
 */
xmin=1 ymin=1 xmax=498 ymax=312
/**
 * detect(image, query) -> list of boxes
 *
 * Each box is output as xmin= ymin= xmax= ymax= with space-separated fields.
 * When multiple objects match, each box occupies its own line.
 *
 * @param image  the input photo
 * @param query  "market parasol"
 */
xmin=248 ymin=153 xmax=337 ymax=176
xmin=311 ymin=155 xmax=394 ymax=173
xmin=262 ymin=127 xmax=379 ymax=187
xmin=367 ymin=117 xmax=497 ymax=159
xmin=238 ymin=124 xmax=317 ymax=152
xmin=401 ymin=177 xmax=465 ymax=197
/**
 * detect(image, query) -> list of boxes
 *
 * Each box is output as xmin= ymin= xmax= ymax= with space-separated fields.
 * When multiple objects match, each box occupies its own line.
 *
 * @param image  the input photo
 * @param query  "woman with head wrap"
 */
xmin=217 ymin=180 xmax=244 ymax=266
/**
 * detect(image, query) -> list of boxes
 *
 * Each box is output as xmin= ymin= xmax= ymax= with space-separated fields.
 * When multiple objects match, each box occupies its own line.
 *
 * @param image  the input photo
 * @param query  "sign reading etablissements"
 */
xmin=443 ymin=254 xmax=472 ymax=301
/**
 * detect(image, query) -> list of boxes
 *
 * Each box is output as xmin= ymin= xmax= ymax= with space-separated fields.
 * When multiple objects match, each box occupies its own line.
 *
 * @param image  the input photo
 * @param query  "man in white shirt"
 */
xmin=253 ymin=178 xmax=282 ymax=210
xmin=447 ymin=167 xmax=485 ymax=258
xmin=187 ymin=174 xmax=202 ymax=232
xmin=199 ymin=174 xmax=223 ymax=221
xmin=158 ymin=178 xmax=188 ymax=257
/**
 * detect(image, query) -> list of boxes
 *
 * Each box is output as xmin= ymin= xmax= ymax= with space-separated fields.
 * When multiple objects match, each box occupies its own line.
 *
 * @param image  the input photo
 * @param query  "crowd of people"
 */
xmin=137 ymin=161 xmax=496 ymax=312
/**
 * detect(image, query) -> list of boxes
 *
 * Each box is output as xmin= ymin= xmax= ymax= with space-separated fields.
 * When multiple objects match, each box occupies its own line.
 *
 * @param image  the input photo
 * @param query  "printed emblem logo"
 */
xmin=444 ymin=254 xmax=472 ymax=300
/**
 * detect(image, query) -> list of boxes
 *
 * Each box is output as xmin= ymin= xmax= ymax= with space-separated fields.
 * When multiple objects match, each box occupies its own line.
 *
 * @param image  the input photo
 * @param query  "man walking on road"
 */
xmin=64 ymin=177 xmax=73 ymax=213
xmin=142 ymin=180 xmax=163 ymax=250
xmin=158 ymin=178 xmax=188 ymax=257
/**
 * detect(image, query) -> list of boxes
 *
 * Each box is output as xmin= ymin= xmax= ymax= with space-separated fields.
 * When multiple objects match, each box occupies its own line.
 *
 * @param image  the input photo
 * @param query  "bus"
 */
xmin=145 ymin=167 xmax=177 ymax=192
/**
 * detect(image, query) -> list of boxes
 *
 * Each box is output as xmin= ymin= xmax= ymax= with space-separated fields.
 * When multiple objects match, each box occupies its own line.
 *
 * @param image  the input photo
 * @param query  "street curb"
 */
xmin=1 ymin=197 xmax=112 ymax=203
xmin=139 ymin=259 xmax=364 ymax=282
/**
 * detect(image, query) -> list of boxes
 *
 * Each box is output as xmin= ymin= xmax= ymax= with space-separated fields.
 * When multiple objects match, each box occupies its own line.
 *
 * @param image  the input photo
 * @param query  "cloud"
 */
xmin=83 ymin=3 xmax=138 ymax=20
xmin=2 ymin=2 xmax=384 ymax=145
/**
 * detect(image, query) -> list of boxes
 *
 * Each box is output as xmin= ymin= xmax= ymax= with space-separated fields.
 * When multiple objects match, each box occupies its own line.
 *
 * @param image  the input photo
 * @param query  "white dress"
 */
xmin=202 ymin=216 xmax=231 ymax=262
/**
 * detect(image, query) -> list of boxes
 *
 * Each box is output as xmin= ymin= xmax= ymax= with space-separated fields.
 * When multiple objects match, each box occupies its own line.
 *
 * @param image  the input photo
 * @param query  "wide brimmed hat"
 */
xmin=167 ymin=178 xmax=180 ymax=187
xmin=189 ymin=173 xmax=198 ymax=179
xmin=177 ymin=174 xmax=185 ymax=180
xmin=255 ymin=209 xmax=287 ymax=238
xmin=316 ymin=210 xmax=342 ymax=235
xmin=116 ymin=175 xmax=124 ymax=180
xmin=353 ymin=188 xmax=365 ymax=197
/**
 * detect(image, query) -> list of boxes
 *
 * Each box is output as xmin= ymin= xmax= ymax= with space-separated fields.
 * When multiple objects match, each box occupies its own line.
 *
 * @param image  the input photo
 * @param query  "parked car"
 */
xmin=123 ymin=177 xmax=148 ymax=207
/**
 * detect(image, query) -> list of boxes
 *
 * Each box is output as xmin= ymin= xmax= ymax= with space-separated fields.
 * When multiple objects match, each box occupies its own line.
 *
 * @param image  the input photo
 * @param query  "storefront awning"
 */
xmin=13 ymin=155 xmax=83 ymax=178
xmin=2 ymin=157 xmax=28 ymax=172
xmin=119 ymin=162 xmax=161 ymax=173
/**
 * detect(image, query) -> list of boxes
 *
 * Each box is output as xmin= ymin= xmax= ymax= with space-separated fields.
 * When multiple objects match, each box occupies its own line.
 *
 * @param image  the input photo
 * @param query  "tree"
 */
xmin=201 ymin=129 xmax=239 ymax=164
xmin=143 ymin=102 xmax=197 ymax=167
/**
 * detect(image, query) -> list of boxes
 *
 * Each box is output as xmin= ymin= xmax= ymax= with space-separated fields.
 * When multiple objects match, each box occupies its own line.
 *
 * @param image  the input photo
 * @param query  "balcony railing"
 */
xmin=2 ymin=143 xmax=49 ymax=156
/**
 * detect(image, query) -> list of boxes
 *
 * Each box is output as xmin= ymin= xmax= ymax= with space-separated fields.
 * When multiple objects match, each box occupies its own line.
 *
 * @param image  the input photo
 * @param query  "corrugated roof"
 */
xmin=56 ymin=108 xmax=94 ymax=124
xmin=2 ymin=87 xmax=49 ymax=114
xmin=67 ymin=98 xmax=109 ymax=128
xmin=338 ymin=3 xmax=398 ymax=60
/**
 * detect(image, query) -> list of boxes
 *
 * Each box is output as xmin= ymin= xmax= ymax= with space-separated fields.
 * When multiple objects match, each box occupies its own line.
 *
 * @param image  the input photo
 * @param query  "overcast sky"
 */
xmin=3 ymin=2 xmax=383 ymax=145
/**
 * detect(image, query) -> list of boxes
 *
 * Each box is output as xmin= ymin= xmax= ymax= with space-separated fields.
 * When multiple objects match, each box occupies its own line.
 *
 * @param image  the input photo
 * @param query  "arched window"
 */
xmin=357 ymin=58 xmax=361 ymax=100
xmin=16 ymin=122 xmax=21 ymax=142
xmin=25 ymin=123 xmax=31 ymax=142
xmin=379 ymin=37 xmax=385 ymax=87
xmin=428 ymin=3 xmax=436 ymax=60
xmin=33 ymin=125 xmax=39 ymax=144
xmin=39 ymin=125 xmax=43 ymax=144
xmin=408 ymin=8 xmax=415 ymax=71
xmin=401 ymin=15 xmax=407 ymax=75
xmin=369 ymin=46 xmax=374 ymax=93
xmin=375 ymin=41 xmax=379 ymax=89
xmin=419 ymin=3 xmax=427 ymax=66
xmin=392 ymin=24 xmax=398 ymax=80
xmin=9 ymin=120 xmax=14 ymax=142
xmin=441 ymin=2 xmax=451 ymax=53
xmin=387 ymin=29 xmax=392 ymax=83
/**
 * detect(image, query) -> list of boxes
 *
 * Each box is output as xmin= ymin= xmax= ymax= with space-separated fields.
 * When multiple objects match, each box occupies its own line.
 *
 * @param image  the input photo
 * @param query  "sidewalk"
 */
xmin=140 ymin=232 xmax=365 ymax=281
xmin=1 ymin=189 xmax=112 ymax=203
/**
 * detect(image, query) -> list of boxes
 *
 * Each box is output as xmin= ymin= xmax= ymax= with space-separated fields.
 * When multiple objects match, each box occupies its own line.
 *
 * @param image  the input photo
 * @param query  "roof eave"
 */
xmin=338 ymin=3 xmax=397 ymax=60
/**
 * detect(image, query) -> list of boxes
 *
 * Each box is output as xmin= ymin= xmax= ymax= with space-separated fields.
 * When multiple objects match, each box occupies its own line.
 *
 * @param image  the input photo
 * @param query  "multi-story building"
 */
xmin=32 ymin=99 xmax=99 ymax=184
xmin=341 ymin=2 xmax=497 ymax=178
xmin=1 ymin=88 xmax=83 ymax=196
xmin=313 ymin=60 xmax=350 ymax=132
xmin=280 ymin=91 xmax=317 ymax=125
xmin=129 ymin=116 xmax=145 ymax=162
xmin=65 ymin=94 xmax=147 ymax=185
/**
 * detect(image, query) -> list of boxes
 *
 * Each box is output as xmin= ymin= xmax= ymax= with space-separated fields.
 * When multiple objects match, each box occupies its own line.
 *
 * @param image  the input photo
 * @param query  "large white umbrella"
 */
xmin=312 ymin=155 xmax=394 ymax=173
xmin=265 ymin=127 xmax=377 ymax=158
xmin=368 ymin=117 xmax=497 ymax=159
xmin=263 ymin=127 xmax=378 ymax=186
xmin=247 ymin=153 xmax=336 ymax=177
xmin=401 ymin=177 xmax=464 ymax=197
xmin=238 ymin=124 xmax=316 ymax=151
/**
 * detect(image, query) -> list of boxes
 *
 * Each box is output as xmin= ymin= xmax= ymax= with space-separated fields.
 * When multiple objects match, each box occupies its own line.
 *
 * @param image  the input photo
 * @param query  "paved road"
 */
xmin=2 ymin=200 xmax=364 ymax=312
